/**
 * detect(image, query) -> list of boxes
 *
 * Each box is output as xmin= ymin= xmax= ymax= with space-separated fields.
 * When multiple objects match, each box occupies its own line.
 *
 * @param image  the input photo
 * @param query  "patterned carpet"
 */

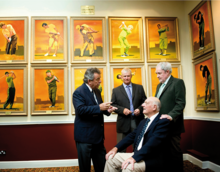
xmin=0 ymin=161 xmax=214 ymax=172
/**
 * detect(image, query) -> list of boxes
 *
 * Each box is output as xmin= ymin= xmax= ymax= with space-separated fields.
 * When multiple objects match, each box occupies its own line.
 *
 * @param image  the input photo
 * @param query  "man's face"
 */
xmin=121 ymin=71 xmax=132 ymax=85
xmin=89 ymin=73 xmax=101 ymax=89
xmin=46 ymin=72 xmax=51 ymax=77
xmin=142 ymin=98 xmax=154 ymax=115
xmin=200 ymin=66 xmax=204 ymax=71
xmin=155 ymin=66 xmax=170 ymax=83
xmin=157 ymin=24 xmax=161 ymax=29
xmin=43 ymin=25 xmax=48 ymax=29
xmin=5 ymin=74 xmax=9 ymax=77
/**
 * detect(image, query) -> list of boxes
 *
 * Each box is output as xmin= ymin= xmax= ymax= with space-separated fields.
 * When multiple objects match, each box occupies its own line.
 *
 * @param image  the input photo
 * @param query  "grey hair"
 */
xmin=83 ymin=68 xmax=101 ymax=83
xmin=156 ymin=62 xmax=172 ymax=74
xmin=121 ymin=68 xmax=132 ymax=75
xmin=152 ymin=99 xmax=161 ymax=112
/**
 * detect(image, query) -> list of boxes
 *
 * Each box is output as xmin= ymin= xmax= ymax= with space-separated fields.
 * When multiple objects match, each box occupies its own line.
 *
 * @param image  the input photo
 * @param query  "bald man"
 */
xmin=105 ymin=97 xmax=171 ymax=172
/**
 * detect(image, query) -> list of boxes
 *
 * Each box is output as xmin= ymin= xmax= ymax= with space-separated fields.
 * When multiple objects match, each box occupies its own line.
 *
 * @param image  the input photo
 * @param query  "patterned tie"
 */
xmin=134 ymin=118 xmax=150 ymax=152
xmin=126 ymin=85 xmax=134 ymax=116
xmin=156 ymin=83 xmax=165 ymax=98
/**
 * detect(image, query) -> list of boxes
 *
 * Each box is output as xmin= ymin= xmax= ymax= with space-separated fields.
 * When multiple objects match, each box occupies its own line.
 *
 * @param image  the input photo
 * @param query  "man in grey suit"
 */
xmin=111 ymin=68 xmax=147 ymax=152
xmin=155 ymin=62 xmax=186 ymax=172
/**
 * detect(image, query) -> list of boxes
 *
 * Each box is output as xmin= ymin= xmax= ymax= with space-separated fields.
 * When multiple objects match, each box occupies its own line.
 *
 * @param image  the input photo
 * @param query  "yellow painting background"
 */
xmin=113 ymin=68 xmax=142 ymax=88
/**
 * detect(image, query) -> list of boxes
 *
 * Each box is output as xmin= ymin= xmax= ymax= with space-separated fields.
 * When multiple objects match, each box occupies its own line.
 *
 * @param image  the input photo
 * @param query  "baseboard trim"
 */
xmin=183 ymin=153 xmax=220 ymax=171
xmin=0 ymin=154 xmax=219 ymax=170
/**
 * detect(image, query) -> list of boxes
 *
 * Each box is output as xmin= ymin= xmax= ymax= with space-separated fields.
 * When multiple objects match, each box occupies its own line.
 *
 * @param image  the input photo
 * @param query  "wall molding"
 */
xmin=0 ymin=154 xmax=219 ymax=170
xmin=1 ymin=116 xmax=220 ymax=126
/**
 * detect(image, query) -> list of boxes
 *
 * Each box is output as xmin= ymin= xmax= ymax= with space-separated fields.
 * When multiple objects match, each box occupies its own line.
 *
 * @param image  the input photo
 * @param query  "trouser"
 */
xmin=199 ymin=23 xmax=204 ymax=47
xmin=6 ymin=35 xmax=17 ymax=54
xmin=48 ymin=86 xmax=57 ymax=106
xmin=81 ymin=39 xmax=94 ymax=56
xmin=159 ymin=37 xmax=168 ymax=50
xmin=117 ymin=119 xmax=137 ymax=152
xmin=104 ymin=152 xmax=145 ymax=172
xmin=4 ymin=87 xmax=15 ymax=109
xmin=205 ymin=75 xmax=212 ymax=102
xmin=76 ymin=141 xmax=106 ymax=172
xmin=118 ymin=36 xmax=130 ymax=55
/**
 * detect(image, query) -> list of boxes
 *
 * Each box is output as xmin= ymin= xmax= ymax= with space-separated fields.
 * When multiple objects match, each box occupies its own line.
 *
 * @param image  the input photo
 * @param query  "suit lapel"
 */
xmin=145 ymin=113 xmax=161 ymax=134
xmin=83 ymin=83 xmax=97 ymax=105
xmin=155 ymin=83 xmax=162 ymax=97
xmin=159 ymin=75 xmax=173 ymax=98
xmin=132 ymin=83 xmax=135 ymax=100
xmin=119 ymin=85 xmax=129 ymax=101
xmin=94 ymin=89 xmax=102 ymax=104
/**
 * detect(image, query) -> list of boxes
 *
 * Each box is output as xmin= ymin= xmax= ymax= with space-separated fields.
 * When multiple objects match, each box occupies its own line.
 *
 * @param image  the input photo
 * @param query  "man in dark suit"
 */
xmin=72 ymin=68 xmax=117 ymax=172
xmin=104 ymin=97 xmax=170 ymax=172
xmin=111 ymin=68 xmax=146 ymax=152
xmin=155 ymin=62 xmax=186 ymax=172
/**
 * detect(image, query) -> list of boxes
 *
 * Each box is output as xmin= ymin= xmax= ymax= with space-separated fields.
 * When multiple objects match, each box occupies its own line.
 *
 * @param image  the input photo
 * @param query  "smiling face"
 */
xmin=88 ymin=73 xmax=101 ymax=90
xmin=121 ymin=70 xmax=132 ymax=85
xmin=155 ymin=66 xmax=170 ymax=84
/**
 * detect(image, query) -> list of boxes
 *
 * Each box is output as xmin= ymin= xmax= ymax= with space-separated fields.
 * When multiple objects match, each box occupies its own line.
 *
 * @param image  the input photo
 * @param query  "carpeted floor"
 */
xmin=0 ymin=161 xmax=214 ymax=172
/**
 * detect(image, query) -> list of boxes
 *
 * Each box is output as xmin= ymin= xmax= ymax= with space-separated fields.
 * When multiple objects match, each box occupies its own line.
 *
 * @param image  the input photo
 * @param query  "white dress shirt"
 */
xmin=137 ymin=112 xmax=159 ymax=150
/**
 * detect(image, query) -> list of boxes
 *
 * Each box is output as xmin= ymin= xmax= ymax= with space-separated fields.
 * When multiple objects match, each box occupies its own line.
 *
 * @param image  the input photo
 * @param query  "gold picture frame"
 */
xmin=145 ymin=17 xmax=180 ymax=63
xmin=0 ymin=17 xmax=28 ymax=64
xmin=147 ymin=63 xmax=182 ymax=97
xmin=70 ymin=17 xmax=107 ymax=63
xmin=108 ymin=17 xmax=144 ymax=63
xmin=31 ymin=65 xmax=68 ymax=115
xmin=71 ymin=64 xmax=107 ymax=114
xmin=193 ymin=52 xmax=219 ymax=111
xmin=31 ymin=16 xmax=67 ymax=63
xmin=0 ymin=65 xmax=27 ymax=116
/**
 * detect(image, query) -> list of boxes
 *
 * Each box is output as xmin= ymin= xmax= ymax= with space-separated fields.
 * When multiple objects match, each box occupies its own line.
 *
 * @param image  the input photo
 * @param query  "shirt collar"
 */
xmin=86 ymin=83 xmax=92 ymax=92
xmin=147 ymin=112 xmax=159 ymax=122
xmin=163 ymin=75 xmax=171 ymax=85
xmin=123 ymin=83 xmax=132 ymax=89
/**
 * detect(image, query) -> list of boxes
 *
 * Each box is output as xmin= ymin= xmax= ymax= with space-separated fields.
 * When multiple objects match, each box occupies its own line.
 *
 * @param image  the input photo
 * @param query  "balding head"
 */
xmin=142 ymin=97 xmax=161 ymax=117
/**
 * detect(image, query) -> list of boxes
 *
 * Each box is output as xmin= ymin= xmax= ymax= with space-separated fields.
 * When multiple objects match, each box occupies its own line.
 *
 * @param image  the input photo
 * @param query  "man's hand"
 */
xmin=107 ymin=106 xmax=118 ymax=113
xmin=121 ymin=157 xmax=136 ymax=170
xmin=160 ymin=114 xmax=172 ymax=121
xmin=105 ymin=147 xmax=118 ymax=160
xmin=134 ymin=109 xmax=140 ymax=116
xmin=99 ymin=102 xmax=112 ymax=111
xmin=123 ymin=108 xmax=132 ymax=116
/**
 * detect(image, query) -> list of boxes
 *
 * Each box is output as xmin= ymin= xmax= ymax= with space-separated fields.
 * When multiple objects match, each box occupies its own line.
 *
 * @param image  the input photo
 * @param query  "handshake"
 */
xmin=99 ymin=102 xmax=118 ymax=113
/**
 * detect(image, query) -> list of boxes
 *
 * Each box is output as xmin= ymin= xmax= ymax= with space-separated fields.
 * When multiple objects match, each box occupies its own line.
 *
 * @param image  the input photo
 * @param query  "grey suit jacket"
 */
xmin=111 ymin=83 xmax=147 ymax=133
xmin=155 ymin=75 xmax=186 ymax=134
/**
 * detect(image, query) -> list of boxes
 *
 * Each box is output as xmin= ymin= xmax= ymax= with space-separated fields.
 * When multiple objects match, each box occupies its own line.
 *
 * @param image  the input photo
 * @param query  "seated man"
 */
xmin=104 ymin=97 xmax=170 ymax=172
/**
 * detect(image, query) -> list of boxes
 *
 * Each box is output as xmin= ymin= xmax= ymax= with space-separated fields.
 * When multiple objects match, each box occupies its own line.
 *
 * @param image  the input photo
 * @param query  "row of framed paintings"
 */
xmin=0 ymin=16 xmax=182 ymax=64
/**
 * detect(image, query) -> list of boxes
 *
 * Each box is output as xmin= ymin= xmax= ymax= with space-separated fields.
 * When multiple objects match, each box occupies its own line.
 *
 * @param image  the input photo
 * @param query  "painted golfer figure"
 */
xmin=118 ymin=22 xmax=133 ymax=57
xmin=157 ymin=24 xmax=169 ymax=56
xmin=3 ymin=71 xmax=16 ymax=109
xmin=45 ymin=70 xmax=59 ymax=108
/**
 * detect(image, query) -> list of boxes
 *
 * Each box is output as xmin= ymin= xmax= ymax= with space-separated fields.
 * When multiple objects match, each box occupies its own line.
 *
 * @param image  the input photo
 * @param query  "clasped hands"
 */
xmin=106 ymin=147 xmax=136 ymax=170
xmin=99 ymin=102 xmax=117 ymax=113
xmin=123 ymin=108 xmax=140 ymax=116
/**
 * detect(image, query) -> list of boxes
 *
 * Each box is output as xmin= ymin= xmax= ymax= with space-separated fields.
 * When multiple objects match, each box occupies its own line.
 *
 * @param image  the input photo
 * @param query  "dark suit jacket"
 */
xmin=155 ymin=75 xmax=186 ymax=135
xmin=72 ymin=83 xmax=110 ymax=144
xmin=111 ymin=83 xmax=147 ymax=133
xmin=116 ymin=114 xmax=170 ymax=172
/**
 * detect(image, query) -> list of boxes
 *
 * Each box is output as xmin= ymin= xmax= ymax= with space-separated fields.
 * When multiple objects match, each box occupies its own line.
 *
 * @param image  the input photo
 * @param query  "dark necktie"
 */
xmin=126 ymin=85 xmax=134 ymax=116
xmin=134 ymin=118 xmax=150 ymax=151
xmin=91 ymin=90 xmax=98 ymax=104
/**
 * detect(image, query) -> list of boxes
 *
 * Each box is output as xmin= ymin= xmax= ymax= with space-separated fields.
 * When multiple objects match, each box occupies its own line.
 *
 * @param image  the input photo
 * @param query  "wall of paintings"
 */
xmin=0 ymin=0 xmax=220 ymax=124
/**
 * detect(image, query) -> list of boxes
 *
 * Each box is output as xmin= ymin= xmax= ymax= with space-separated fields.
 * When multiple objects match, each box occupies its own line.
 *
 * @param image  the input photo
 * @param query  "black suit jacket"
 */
xmin=155 ymin=75 xmax=186 ymax=135
xmin=116 ymin=114 xmax=170 ymax=172
xmin=72 ymin=83 xmax=110 ymax=144
xmin=111 ymin=83 xmax=147 ymax=133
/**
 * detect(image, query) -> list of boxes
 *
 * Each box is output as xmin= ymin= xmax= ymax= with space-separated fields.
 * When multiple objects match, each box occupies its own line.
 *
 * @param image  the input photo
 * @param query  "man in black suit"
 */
xmin=104 ymin=97 xmax=170 ymax=172
xmin=155 ymin=62 xmax=186 ymax=172
xmin=111 ymin=68 xmax=147 ymax=152
xmin=72 ymin=68 xmax=117 ymax=172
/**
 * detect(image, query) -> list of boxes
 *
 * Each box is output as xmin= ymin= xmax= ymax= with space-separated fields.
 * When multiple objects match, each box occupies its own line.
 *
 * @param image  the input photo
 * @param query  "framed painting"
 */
xmin=0 ymin=65 xmax=27 ymax=116
xmin=147 ymin=64 xmax=182 ymax=97
xmin=108 ymin=17 xmax=144 ymax=63
xmin=189 ymin=0 xmax=215 ymax=60
xmin=145 ymin=17 xmax=180 ymax=63
xmin=71 ymin=65 xmax=107 ymax=114
xmin=31 ymin=17 xmax=67 ymax=63
xmin=31 ymin=65 xmax=68 ymax=115
xmin=193 ymin=52 xmax=219 ymax=111
xmin=0 ymin=17 xmax=28 ymax=64
xmin=110 ymin=64 xmax=146 ymax=92
xmin=70 ymin=17 xmax=106 ymax=63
